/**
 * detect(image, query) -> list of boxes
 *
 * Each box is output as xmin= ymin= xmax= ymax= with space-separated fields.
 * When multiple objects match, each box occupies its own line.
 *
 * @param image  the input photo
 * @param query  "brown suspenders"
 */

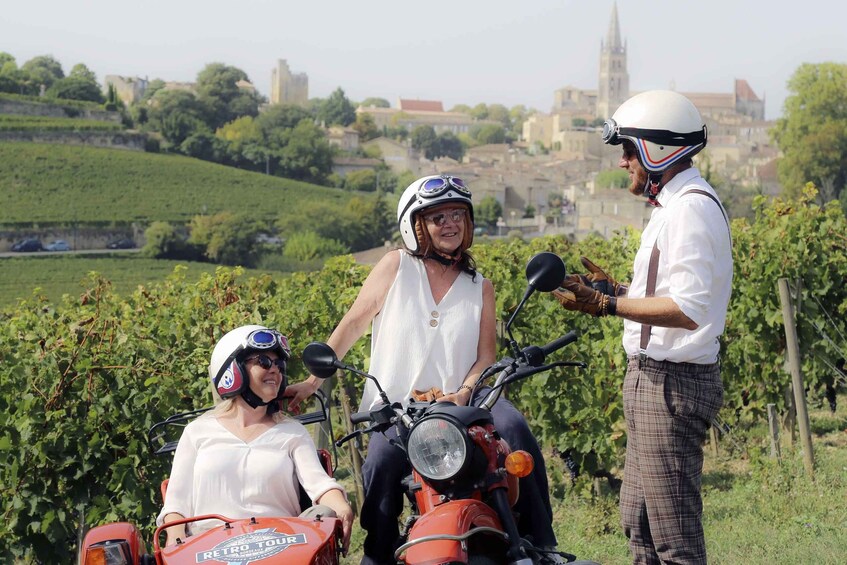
xmin=639 ymin=189 xmax=730 ymax=360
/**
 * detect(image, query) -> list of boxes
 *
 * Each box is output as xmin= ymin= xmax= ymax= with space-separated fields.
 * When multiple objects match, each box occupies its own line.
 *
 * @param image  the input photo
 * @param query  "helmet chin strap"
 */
xmin=427 ymin=249 xmax=460 ymax=266
xmin=241 ymin=387 xmax=281 ymax=416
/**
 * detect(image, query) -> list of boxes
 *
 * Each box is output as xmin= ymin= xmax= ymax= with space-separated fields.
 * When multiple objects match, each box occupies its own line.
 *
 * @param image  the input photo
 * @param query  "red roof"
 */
xmin=735 ymin=79 xmax=760 ymax=101
xmin=399 ymin=99 xmax=444 ymax=112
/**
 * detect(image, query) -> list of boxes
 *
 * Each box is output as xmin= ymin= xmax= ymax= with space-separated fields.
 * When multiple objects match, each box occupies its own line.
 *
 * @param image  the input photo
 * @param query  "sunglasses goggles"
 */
xmin=417 ymin=176 xmax=471 ymax=199
xmin=245 ymin=353 xmax=288 ymax=373
xmin=424 ymin=208 xmax=468 ymax=227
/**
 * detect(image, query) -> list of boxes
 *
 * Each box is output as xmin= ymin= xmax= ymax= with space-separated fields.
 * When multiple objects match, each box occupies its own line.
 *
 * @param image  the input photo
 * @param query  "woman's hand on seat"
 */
xmin=284 ymin=378 xmax=321 ymax=414
xmin=317 ymin=489 xmax=354 ymax=554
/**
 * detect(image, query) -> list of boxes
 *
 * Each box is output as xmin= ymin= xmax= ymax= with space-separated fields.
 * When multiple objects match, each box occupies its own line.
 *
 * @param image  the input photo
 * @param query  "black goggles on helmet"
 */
xmin=245 ymin=329 xmax=291 ymax=359
xmin=418 ymin=176 xmax=471 ymax=199
xmin=601 ymin=119 xmax=708 ymax=147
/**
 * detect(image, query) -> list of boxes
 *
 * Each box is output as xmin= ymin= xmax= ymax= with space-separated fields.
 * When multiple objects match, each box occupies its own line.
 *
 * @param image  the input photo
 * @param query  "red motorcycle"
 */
xmin=303 ymin=252 xmax=599 ymax=565
xmin=78 ymin=393 xmax=344 ymax=565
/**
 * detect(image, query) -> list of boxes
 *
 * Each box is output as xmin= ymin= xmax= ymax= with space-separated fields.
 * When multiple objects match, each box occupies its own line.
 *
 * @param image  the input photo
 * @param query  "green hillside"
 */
xmin=0 ymin=115 xmax=123 ymax=132
xmin=0 ymin=142 xmax=348 ymax=225
xmin=0 ymin=255 xmax=282 ymax=307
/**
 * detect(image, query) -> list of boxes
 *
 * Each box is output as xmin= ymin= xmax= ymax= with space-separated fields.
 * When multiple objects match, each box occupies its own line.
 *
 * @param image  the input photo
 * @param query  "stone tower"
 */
xmin=270 ymin=59 xmax=309 ymax=106
xmin=597 ymin=2 xmax=629 ymax=119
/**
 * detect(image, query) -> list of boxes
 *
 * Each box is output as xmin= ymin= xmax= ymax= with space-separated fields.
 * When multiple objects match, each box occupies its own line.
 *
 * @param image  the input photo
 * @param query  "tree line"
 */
xmin=4 ymin=52 xmax=847 ymax=224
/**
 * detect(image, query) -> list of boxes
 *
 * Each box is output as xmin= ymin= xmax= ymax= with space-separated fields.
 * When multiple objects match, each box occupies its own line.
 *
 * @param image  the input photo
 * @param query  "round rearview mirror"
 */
xmin=525 ymin=252 xmax=566 ymax=293
xmin=302 ymin=342 xmax=339 ymax=379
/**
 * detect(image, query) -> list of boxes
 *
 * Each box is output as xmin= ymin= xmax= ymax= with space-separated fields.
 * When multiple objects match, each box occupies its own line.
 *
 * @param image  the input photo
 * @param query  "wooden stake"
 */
xmin=709 ymin=426 xmax=719 ymax=457
xmin=767 ymin=403 xmax=781 ymax=460
xmin=777 ymin=278 xmax=815 ymax=478
xmin=338 ymin=375 xmax=365 ymax=514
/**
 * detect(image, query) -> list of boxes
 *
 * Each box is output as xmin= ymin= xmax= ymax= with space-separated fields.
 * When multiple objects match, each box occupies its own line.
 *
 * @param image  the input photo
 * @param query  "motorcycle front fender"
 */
xmin=79 ymin=522 xmax=146 ymax=565
xmin=400 ymin=499 xmax=505 ymax=565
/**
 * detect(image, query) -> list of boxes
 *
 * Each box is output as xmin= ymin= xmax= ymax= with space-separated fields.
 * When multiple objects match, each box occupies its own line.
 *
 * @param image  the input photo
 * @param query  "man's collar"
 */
xmin=655 ymin=167 xmax=700 ymax=207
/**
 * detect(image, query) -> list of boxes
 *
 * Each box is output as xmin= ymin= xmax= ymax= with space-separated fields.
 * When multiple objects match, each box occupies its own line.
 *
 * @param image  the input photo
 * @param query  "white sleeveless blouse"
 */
xmin=360 ymin=252 xmax=483 ymax=410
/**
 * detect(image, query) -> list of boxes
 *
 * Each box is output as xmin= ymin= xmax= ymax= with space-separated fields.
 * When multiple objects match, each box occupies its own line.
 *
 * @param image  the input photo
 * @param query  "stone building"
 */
xmin=357 ymin=98 xmax=479 ymax=135
xmin=361 ymin=137 xmax=423 ymax=175
xmin=270 ymin=59 xmax=308 ymax=106
xmin=325 ymin=125 xmax=360 ymax=152
xmin=103 ymin=75 xmax=148 ymax=105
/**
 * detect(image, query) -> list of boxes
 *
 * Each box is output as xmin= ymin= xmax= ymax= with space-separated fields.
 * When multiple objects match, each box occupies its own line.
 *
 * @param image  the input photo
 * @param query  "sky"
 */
xmin=2 ymin=0 xmax=845 ymax=120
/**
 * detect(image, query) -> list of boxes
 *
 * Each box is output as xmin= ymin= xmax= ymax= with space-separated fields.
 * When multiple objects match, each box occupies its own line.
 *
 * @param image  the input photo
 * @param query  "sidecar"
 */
xmin=79 ymin=393 xmax=343 ymax=565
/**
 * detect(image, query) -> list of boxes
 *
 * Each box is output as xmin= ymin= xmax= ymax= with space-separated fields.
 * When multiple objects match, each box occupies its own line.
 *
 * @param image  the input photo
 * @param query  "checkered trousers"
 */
xmin=620 ymin=356 xmax=723 ymax=565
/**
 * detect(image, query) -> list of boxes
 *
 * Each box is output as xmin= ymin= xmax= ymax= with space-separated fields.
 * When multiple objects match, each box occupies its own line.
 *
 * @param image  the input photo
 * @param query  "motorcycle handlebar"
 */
xmin=478 ymin=331 xmax=580 ymax=410
xmin=540 ymin=330 xmax=579 ymax=357
xmin=350 ymin=411 xmax=372 ymax=425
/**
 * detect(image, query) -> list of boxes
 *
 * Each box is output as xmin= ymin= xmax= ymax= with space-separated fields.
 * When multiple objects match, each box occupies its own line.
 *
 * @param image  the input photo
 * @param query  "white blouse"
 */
xmin=156 ymin=414 xmax=344 ymax=535
xmin=361 ymin=251 xmax=483 ymax=410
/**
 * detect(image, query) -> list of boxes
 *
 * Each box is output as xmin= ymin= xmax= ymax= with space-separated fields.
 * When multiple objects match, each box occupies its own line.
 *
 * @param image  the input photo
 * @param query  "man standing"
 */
xmin=555 ymin=90 xmax=733 ymax=565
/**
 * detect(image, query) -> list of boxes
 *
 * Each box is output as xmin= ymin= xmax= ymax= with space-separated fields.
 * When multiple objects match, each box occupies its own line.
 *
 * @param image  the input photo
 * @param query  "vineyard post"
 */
xmin=781 ymin=384 xmax=797 ymax=446
xmin=777 ymin=278 xmax=815 ymax=478
xmin=708 ymin=426 xmax=719 ymax=457
xmin=767 ymin=403 xmax=781 ymax=460
xmin=338 ymin=375 xmax=365 ymax=514
xmin=315 ymin=377 xmax=334 ymax=451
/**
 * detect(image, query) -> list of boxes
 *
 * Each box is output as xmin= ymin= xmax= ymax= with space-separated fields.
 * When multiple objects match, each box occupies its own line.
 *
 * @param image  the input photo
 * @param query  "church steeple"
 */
xmin=597 ymin=2 xmax=629 ymax=119
xmin=605 ymin=1 xmax=623 ymax=52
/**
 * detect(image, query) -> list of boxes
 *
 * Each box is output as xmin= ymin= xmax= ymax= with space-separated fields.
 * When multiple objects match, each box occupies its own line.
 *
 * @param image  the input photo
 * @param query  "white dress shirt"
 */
xmin=156 ymin=414 xmax=344 ymax=535
xmin=622 ymin=167 xmax=733 ymax=364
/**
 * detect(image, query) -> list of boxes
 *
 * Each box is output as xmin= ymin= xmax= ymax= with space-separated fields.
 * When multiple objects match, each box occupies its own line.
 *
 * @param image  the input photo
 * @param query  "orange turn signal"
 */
xmin=83 ymin=542 xmax=130 ymax=565
xmin=504 ymin=450 xmax=534 ymax=478
xmin=83 ymin=547 xmax=107 ymax=565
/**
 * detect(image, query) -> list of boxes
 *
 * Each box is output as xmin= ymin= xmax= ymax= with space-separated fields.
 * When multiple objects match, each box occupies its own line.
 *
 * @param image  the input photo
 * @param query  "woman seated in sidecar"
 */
xmin=156 ymin=325 xmax=353 ymax=550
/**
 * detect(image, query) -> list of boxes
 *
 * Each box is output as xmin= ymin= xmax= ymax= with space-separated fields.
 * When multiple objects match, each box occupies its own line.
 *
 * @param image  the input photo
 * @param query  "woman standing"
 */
xmin=287 ymin=176 xmax=560 ymax=565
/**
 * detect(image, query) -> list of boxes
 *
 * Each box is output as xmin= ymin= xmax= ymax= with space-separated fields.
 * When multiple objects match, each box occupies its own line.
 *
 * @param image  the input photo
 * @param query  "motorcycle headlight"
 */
xmin=407 ymin=417 xmax=469 ymax=481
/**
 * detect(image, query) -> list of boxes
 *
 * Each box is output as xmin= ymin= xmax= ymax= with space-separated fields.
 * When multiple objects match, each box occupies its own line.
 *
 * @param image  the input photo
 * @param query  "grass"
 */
xmin=0 ymin=254 xmax=281 ymax=307
xmin=0 ymin=142 xmax=348 ymax=225
xmin=0 ymin=92 xmax=106 ymax=111
xmin=335 ymin=398 xmax=847 ymax=564
xmin=0 ymin=115 xmax=123 ymax=131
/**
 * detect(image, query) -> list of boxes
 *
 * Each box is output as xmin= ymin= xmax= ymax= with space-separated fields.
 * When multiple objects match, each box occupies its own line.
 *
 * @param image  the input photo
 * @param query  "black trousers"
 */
xmin=359 ymin=390 xmax=557 ymax=565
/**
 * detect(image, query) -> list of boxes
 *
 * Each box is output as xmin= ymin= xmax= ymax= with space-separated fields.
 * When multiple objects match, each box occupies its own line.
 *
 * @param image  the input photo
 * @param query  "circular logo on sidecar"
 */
xmin=195 ymin=528 xmax=307 ymax=564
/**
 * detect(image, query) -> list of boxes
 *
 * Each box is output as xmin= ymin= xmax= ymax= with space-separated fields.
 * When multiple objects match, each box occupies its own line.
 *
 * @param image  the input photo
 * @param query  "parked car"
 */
xmin=44 ymin=239 xmax=71 ymax=252
xmin=11 ymin=238 xmax=43 ymax=252
xmin=256 ymin=233 xmax=284 ymax=247
xmin=106 ymin=238 xmax=135 ymax=249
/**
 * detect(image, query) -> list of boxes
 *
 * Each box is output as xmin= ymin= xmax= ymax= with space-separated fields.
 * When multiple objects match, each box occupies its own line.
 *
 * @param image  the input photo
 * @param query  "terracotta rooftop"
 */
xmin=399 ymin=99 xmax=444 ymax=112
xmin=735 ymin=79 xmax=761 ymax=101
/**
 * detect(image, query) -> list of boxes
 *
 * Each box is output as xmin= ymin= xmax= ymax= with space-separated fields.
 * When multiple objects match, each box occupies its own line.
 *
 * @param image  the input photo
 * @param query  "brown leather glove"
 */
xmin=552 ymin=279 xmax=614 ymax=317
xmin=565 ymin=257 xmax=628 ymax=297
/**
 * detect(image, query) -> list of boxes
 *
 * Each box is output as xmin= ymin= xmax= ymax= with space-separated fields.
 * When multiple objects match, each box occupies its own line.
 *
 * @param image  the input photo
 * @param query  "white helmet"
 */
xmin=601 ymin=90 xmax=707 ymax=174
xmin=209 ymin=325 xmax=291 ymax=404
xmin=397 ymin=175 xmax=474 ymax=253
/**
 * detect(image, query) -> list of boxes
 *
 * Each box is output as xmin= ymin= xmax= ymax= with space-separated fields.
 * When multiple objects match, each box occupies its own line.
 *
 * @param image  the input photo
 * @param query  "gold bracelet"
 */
xmin=598 ymin=294 xmax=609 ymax=317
